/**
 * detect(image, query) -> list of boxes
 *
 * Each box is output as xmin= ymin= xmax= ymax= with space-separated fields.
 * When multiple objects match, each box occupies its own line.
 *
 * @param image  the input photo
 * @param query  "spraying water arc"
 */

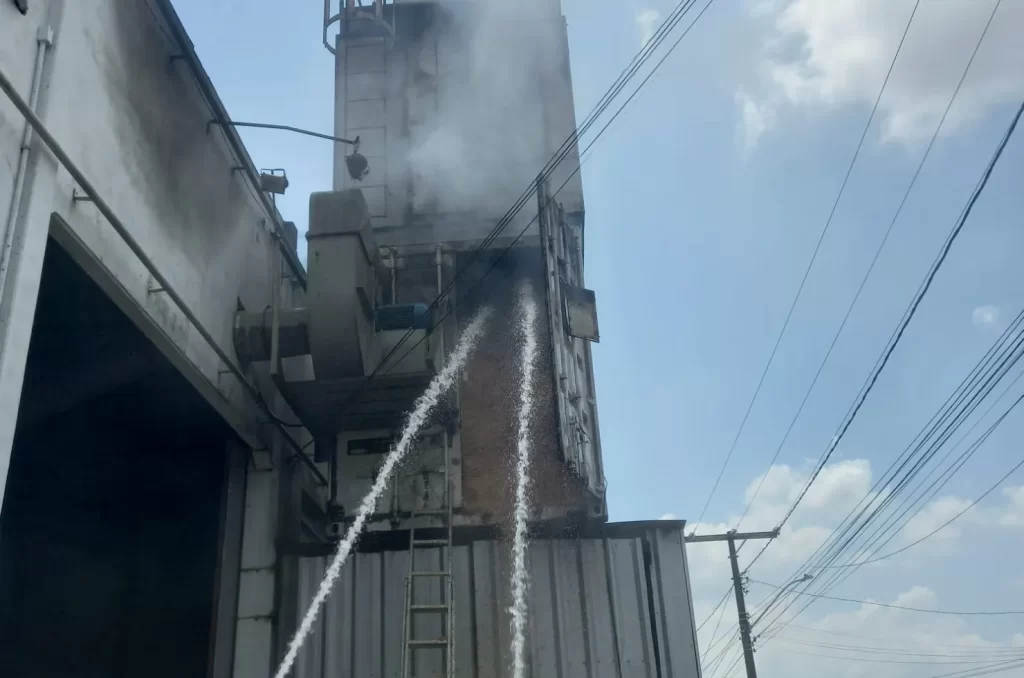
xmin=272 ymin=307 xmax=493 ymax=678
xmin=509 ymin=282 xmax=539 ymax=678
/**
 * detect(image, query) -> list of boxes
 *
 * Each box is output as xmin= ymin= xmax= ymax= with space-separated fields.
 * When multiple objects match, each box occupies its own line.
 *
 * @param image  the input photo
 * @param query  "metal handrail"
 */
xmin=0 ymin=65 xmax=327 ymax=487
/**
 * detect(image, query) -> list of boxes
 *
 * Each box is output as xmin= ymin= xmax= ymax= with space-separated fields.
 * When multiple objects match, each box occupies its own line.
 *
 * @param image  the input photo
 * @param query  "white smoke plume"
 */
xmin=404 ymin=0 xmax=576 ymax=216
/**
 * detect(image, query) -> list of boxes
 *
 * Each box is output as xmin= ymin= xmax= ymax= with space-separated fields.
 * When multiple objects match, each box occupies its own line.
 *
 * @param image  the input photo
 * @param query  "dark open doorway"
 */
xmin=0 ymin=238 xmax=235 ymax=677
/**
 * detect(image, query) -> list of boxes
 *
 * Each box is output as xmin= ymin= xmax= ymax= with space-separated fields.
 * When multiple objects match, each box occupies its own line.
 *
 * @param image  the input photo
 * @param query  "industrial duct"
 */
xmin=305 ymin=189 xmax=384 ymax=379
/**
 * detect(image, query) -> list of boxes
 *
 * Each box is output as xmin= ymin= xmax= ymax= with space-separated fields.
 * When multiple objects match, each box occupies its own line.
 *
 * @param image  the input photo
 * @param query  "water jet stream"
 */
xmin=272 ymin=307 xmax=493 ymax=678
xmin=509 ymin=282 xmax=538 ymax=678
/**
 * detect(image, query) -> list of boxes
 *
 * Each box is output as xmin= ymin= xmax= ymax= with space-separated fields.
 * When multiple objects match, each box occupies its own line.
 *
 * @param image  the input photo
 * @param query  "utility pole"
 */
xmin=686 ymin=528 xmax=779 ymax=678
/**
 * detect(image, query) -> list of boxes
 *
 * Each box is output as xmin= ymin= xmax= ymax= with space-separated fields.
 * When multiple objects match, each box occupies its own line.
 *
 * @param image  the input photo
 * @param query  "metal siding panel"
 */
xmin=495 ymin=539 xmax=515 ymax=677
xmin=528 ymin=540 xmax=558 ymax=678
xmin=552 ymin=540 xmax=588 ymax=678
xmin=473 ymin=540 xmax=501 ymax=678
xmin=607 ymin=539 xmax=655 ymax=678
xmin=337 ymin=551 xmax=359 ymax=678
xmin=452 ymin=544 xmax=476 ymax=678
xmin=297 ymin=557 xmax=326 ymax=678
xmin=353 ymin=554 xmax=383 ymax=678
xmin=650 ymin=530 xmax=701 ymax=678
xmin=296 ymin=529 xmax=699 ymax=678
xmin=581 ymin=540 xmax=619 ymax=678
xmin=383 ymin=550 xmax=409 ymax=678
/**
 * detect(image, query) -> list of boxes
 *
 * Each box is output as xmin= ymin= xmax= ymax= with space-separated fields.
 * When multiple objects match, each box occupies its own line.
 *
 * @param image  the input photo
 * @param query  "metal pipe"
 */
xmin=153 ymin=0 xmax=308 ymax=289
xmin=0 ymin=27 xmax=52 ymax=306
xmin=208 ymin=120 xmax=358 ymax=147
xmin=0 ymin=64 xmax=327 ymax=487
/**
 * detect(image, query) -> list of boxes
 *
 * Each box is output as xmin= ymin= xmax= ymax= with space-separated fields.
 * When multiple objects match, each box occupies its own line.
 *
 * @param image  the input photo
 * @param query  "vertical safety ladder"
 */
xmin=400 ymin=431 xmax=455 ymax=678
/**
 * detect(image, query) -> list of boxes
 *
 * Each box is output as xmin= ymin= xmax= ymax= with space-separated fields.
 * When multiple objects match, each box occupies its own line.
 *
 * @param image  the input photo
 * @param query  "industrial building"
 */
xmin=0 ymin=1 xmax=702 ymax=677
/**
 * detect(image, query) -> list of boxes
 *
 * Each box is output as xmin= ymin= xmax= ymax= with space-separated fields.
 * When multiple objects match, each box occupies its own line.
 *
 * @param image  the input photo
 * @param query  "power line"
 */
xmin=775 ymin=637 xmax=1024 ymax=659
xmin=734 ymin=0 xmax=1003 ymax=533
xmin=753 ymin=333 xmax=1024 ymax=642
xmin=778 ymin=648 xmax=1020 ymax=666
xmin=698 ymin=585 xmax=734 ymax=632
xmin=774 ymin=95 xmax=1024 ymax=533
xmin=688 ymin=0 xmax=924 ymax=535
xmin=750 ymin=578 xmax=1024 ymax=616
xmin=299 ymin=0 xmax=716 ymax=451
xmin=370 ymin=0 xmax=719 ymax=379
xmin=822 ymin=422 xmax=1024 ymax=568
xmin=755 ymin=298 xmax=1024 ymax=637
xmin=782 ymin=622 xmax=1024 ymax=651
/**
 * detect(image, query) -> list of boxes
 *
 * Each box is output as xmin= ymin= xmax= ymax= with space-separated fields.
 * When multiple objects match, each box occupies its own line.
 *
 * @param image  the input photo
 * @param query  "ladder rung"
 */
xmin=413 ymin=509 xmax=449 ymax=516
xmin=412 ymin=539 xmax=449 ymax=547
xmin=408 ymin=639 xmax=448 ymax=648
xmin=411 ymin=571 xmax=450 ymax=577
xmin=410 ymin=604 xmax=449 ymax=612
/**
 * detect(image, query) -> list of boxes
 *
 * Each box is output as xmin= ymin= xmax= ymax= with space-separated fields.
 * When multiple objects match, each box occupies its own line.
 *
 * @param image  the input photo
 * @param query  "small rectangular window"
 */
xmin=347 ymin=437 xmax=392 ymax=456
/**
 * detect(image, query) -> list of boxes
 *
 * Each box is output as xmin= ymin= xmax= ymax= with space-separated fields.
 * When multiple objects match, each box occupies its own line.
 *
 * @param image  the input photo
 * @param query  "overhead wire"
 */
xmin=298 ymin=0 xmax=716 ymax=451
xmin=749 ymin=578 xmax=1024 ymax=616
xmin=755 ymin=323 xmax=1024 ymax=639
xmin=688 ymin=0 xmax=924 ymax=535
xmin=774 ymin=636 xmax=1024 ymax=659
xmin=733 ymin=0 xmax=1002 ymax=533
xmin=744 ymin=80 xmax=1023 ymax=580
xmin=754 ymin=198 xmax=1024 ymax=636
xmin=368 ymin=0 xmax=718 ymax=379
xmin=773 ymin=94 xmax=1024 ymax=535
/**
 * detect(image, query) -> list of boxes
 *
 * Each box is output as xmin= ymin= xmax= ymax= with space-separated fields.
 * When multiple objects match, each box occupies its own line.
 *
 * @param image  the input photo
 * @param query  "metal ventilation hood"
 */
xmin=233 ymin=189 xmax=441 ymax=438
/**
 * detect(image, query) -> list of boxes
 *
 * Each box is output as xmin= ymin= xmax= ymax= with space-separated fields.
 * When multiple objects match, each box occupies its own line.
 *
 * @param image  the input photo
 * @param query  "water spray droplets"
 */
xmin=272 ymin=307 xmax=492 ymax=678
xmin=509 ymin=282 xmax=539 ymax=678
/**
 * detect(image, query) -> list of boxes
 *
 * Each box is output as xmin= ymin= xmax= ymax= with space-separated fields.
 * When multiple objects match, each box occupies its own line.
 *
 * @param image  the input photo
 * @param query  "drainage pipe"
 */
xmin=0 ymin=64 xmax=327 ymax=487
xmin=0 ymin=26 xmax=52 ymax=306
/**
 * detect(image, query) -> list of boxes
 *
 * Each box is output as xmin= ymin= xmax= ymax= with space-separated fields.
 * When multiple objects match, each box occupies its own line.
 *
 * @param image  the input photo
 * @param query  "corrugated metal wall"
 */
xmin=293 ymin=525 xmax=701 ymax=678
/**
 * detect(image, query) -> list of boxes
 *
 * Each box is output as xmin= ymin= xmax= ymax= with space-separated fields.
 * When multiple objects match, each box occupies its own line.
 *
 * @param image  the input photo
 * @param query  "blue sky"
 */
xmin=173 ymin=0 xmax=1024 ymax=675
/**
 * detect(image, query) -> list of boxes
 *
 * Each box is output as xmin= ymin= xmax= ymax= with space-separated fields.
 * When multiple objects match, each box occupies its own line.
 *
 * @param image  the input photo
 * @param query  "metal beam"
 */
xmin=685 ymin=529 xmax=779 ymax=543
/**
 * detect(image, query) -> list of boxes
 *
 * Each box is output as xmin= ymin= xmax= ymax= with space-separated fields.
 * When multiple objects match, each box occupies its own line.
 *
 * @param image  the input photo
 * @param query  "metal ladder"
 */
xmin=400 ymin=431 xmax=455 ymax=678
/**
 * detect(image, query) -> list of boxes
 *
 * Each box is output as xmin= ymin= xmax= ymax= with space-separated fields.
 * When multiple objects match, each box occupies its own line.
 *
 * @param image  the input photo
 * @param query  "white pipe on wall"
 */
xmin=0 ymin=25 xmax=53 ymax=306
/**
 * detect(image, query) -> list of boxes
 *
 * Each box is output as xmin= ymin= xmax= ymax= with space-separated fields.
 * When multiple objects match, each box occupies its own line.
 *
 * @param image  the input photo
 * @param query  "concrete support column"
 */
xmin=233 ymin=447 xmax=281 ymax=678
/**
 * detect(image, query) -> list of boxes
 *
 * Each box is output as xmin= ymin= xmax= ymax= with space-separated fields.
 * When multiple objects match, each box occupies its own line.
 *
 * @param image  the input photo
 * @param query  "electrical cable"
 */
xmin=749 ymin=578 xmax=1024 ymax=615
xmin=343 ymin=0 xmax=718 ymax=389
xmin=687 ymin=0 xmax=924 ymax=535
xmin=778 ymin=648 xmax=1020 ymax=666
xmin=781 ymin=622 xmax=1024 ymax=651
xmin=774 ymin=95 xmax=1024 ymax=533
xmin=756 ymin=339 xmax=1024 ymax=639
xmin=775 ymin=637 xmax=1024 ymax=658
xmin=757 ymin=309 xmax=1024 ymax=635
xmin=698 ymin=585 xmax=734 ymax=632
xmin=744 ymin=88 xmax=1024 ymax=579
xmin=296 ymin=0 xmax=716 ymax=453
xmin=733 ymin=0 xmax=1002 ymax=532
xmin=820 ymin=403 xmax=1024 ymax=569
xmin=754 ymin=303 xmax=1024 ymax=610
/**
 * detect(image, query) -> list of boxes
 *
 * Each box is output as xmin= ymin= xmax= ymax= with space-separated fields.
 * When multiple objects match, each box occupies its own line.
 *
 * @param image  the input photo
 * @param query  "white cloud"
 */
xmin=635 ymin=8 xmax=661 ymax=47
xmin=660 ymin=512 xmax=680 ymax=520
xmin=754 ymin=585 xmax=1024 ymax=678
xmin=997 ymin=486 xmax=1024 ymax=527
xmin=972 ymin=304 xmax=1001 ymax=326
xmin=740 ymin=0 xmax=1024 ymax=148
xmin=686 ymin=461 xmax=1024 ymax=677
xmin=737 ymin=89 xmax=774 ymax=150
